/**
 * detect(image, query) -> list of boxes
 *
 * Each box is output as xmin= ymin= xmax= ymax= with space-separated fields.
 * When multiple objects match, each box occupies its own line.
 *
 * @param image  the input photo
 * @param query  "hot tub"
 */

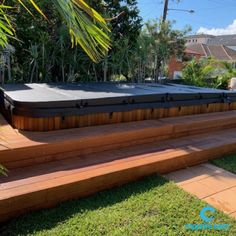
xmin=1 ymin=83 xmax=236 ymax=131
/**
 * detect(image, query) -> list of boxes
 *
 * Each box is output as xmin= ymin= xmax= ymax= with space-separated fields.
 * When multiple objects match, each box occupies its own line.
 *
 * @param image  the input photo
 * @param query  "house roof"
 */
xmin=186 ymin=34 xmax=215 ymax=39
xmin=184 ymin=48 xmax=203 ymax=55
xmin=207 ymin=34 xmax=236 ymax=46
xmin=208 ymin=45 xmax=232 ymax=60
xmin=186 ymin=44 xmax=236 ymax=61
xmin=224 ymin=46 xmax=236 ymax=60
xmin=186 ymin=44 xmax=207 ymax=55
xmin=186 ymin=34 xmax=236 ymax=46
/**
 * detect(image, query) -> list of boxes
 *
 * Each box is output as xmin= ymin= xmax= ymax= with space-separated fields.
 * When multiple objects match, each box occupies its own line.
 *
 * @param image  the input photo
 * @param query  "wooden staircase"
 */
xmin=1 ymin=111 xmax=236 ymax=222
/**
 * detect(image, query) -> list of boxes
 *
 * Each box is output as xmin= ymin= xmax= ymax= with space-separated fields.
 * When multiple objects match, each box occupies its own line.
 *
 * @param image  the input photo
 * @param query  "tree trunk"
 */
xmin=103 ymin=58 xmax=108 ymax=82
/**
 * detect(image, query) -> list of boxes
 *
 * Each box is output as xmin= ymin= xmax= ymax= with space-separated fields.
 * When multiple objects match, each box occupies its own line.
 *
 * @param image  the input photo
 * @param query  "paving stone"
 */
xmin=166 ymin=164 xmax=236 ymax=216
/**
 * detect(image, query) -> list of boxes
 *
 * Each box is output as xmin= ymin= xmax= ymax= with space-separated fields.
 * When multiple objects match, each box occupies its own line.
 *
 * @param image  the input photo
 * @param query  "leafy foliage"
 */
xmin=3 ymin=0 xmax=142 ymax=82
xmin=129 ymin=19 xmax=189 ymax=81
xmin=53 ymin=0 xmax=110 ymax=62
xmin=1 ymin=2 xmax=188 ymax=83
xmin=0 ymin=4 xmax=15 ymax=47
xmin=1 ymin=0 xmax=111 ymax=62
xmin=216 ymin=61 xmax=236 ymax=89
xmin=182 ymin=58 xmax=236 ymax=89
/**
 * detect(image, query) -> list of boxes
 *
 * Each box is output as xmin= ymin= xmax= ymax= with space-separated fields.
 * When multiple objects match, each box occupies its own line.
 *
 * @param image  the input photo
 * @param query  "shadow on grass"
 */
xmin=210 ymin=153 xmax=236 ymax=174
xmin=0 ymin=175 xmax=168 ymax=236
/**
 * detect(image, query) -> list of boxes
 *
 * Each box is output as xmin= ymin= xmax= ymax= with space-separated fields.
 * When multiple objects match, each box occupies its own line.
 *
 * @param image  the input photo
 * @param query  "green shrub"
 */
xmin=182 ymin=58 xmax=236 ymax=89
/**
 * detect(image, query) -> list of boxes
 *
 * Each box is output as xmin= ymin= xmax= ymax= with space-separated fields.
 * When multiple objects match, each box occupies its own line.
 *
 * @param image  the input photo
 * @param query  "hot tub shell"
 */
xmin=1 ymin=83 xmax=236 ymax=131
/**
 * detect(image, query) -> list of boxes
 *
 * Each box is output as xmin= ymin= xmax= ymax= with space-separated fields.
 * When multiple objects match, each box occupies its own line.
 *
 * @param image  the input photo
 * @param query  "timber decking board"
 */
xmin=0 ymin=133 xmax=226 ymax=193
xmin=3 ymin=110 xmax=236 ymax=148
xmin=1 ymin=128 xmax=236 ymax=221
xmin=2 ymin=109 xmax=236 ymax=222
xmin=2 ymin=110 xmax=236 ymax=169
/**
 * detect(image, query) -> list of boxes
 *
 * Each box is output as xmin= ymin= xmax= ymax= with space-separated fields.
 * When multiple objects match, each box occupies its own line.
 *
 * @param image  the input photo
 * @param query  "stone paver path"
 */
xmin=165 ymin=163 xmax=236 ymax=218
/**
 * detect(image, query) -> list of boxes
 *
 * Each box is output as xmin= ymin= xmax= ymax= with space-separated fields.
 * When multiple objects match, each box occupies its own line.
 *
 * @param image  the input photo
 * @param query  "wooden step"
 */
xmin=1 ymin=128 xmax=236 ymax=223
xmin=2 ymin=111 xmax=236 ymax=169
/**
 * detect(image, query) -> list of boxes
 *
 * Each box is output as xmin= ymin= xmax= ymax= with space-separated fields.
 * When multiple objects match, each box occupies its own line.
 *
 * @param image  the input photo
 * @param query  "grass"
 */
xmin=211 ymin=153 xmax=236 ymax=174
xmin=1 ymin=175 xmax=236 ymax=236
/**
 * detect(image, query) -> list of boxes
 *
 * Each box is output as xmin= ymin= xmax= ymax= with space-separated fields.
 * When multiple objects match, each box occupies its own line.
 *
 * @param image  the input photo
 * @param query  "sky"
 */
xmin=137 ymin=0 xmax=236 ymax=35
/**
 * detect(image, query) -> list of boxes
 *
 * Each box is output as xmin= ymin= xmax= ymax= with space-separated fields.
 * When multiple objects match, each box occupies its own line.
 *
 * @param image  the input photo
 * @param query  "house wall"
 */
xmin=186 ymin=37 xmax=214 ymax=45
xmin=168 ymin=53 xmax=202 ymax=79
xmin=168 ymin=58 xmax=184 ymax=80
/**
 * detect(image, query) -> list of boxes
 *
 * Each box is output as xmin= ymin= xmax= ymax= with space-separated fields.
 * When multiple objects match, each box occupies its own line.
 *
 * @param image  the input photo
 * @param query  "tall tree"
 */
xmin=90 ymin=0 xmax=142 ymax=49
xmin=143 ymin=19 xmax=188 ymax=81
xmin=90 ymin=0 xmax=142 ymax=81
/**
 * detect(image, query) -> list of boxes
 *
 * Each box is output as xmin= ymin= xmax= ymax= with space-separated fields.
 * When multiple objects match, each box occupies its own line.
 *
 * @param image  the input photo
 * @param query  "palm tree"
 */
xmin=0 ymin=0 xmax=111 ymax=62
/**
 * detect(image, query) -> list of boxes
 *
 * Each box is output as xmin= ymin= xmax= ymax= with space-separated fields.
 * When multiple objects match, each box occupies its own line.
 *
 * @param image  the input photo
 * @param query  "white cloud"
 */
xmin=197 ymin=19 xmax=236 ymax=35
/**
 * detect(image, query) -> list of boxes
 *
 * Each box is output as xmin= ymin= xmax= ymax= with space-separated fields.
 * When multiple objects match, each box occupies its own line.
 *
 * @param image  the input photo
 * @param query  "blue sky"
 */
xmin=138 ymin=0 xmax=236 ymax=35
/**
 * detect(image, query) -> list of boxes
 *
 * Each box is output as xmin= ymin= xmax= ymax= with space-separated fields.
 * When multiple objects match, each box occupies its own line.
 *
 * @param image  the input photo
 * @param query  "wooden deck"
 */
xmin=2 ymin=111 xmax=236 ymax=222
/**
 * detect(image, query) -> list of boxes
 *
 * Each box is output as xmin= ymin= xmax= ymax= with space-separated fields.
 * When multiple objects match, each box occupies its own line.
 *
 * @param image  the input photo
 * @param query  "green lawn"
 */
xmin=211 ymin=153 xmax=236 ymax=174
xmin=1 ymin=175 xmax=236 ymax=236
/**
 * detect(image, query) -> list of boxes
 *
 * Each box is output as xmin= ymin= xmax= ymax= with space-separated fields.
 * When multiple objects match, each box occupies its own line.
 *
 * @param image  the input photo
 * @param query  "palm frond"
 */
xmin=23 ymin=0 xmax=111 ymax=62
xmin=0 ymin=5 xmax=14 ymax=48
xmin=54 ymin=0 xmax=111 ymax=62
xmin=28 ymin=0 xmax=47 ymax=18
xmin=0 ymin=1 xmax=111 ymax=62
